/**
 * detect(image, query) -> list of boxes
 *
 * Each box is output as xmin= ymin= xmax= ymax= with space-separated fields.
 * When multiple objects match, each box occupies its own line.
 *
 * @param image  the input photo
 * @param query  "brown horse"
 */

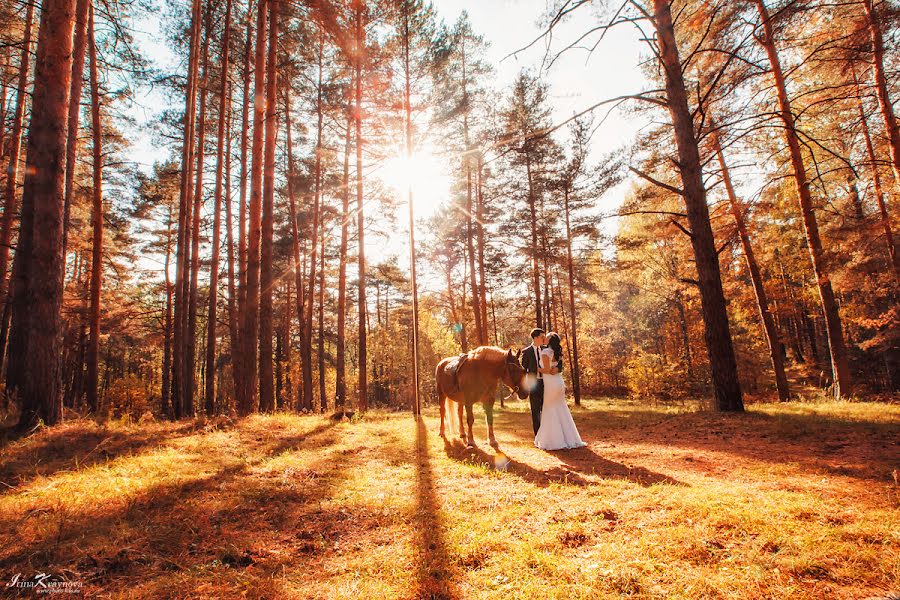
xmin=435 ymin=346 xmax=529 ymax=448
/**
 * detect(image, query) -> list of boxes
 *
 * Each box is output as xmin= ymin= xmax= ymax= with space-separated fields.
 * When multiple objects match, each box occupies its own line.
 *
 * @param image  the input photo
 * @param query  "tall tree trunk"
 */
xmin=172 ymin=0 xmax=203 ymax=418
xmin=524 ymin=149 xmax=541 ymax=329
xmin=187 ymin=24 xmax=211 ymax=417
xmin=476 ymin=157 xmax=488 ymax=339
xmin=562 ymin=186 xmax=582 ymax=405
xmin=238 ymin=7 xmax=253 ymax=312
xmin=712 ymin=127 xmax=790 ymax=401
xmin=233 ymin=13 xmax=251 ymax=406
xmin=0 ymin=50 xmax=8 ymax=158
xmin=855 ymin=73 xmax=899 ymax=278
xmin=224 ymin=87 xmax=239 ymax=383
xmin=0 ymin=0 xmax=34 ymax=367
xmin=205 ymin=0 xmax=232 ymax=414
xmin=239 ymin=0 xmax=268 ymax=414
xmin=61 ymin=0 xmax=90 ymax=265
xmin=282 ymin=279 xmax=293 ymax=409
xmin=863 ymin=0 xmax=900 ymax=185
xmin=258 ymin=0 xmax=279 ymax=413
xmin=163 ymin=205 xmax=173 ymax=416
xmin=284 ymin=91 xmax=306 ymax=411
xmin=355 ymin=0 xmax=368 ymax=412
xmin=85 ymin=4 xmax=103 ymax=414
xmin=465 ymin=171 xmax=483 ymax=345
xmin=754 ymin=0 xmax=851 ymax=398
xmin=318 ymin=220 xmax=326 ymax=412
xmin=460 ymin=42 xmax=483 ymax=346
xmin=8 ymin=0 xmax=77 ymax=428
xmin=674 ymin=289 xmax=693 ymax=382
xmin=303 ymin=32 xmax=323 ymax=412
xmin=402 ymin=2 xmax=421 ymax=415
xmin=654 ymin=0 xmax=743 ymax=411
xmin=335 ymin=109 xmax=351 ymax=411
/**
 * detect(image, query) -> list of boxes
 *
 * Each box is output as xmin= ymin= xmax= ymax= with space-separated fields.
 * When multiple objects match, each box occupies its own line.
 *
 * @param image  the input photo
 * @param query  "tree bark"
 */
xmin=754 ymin=0 xmax=851 ymax=398
xmin=855 ymin=73 xmax=899 ymax=278
xmin=205 ymin=0 xmax=232 ymax=414
xmin=460 ymin=41 xmax=484 ymax=346
xmin=562 ymin=186 xmax=582 ymax=405
xmin=302 ymin=31 xmax=323 ymax=412
xmin=163 ymin=204 xmax=173 ymax=416
xmin=476 ymin=157 xmax=488 ymax=340
xmin=61 ymin=0 xmax=90 ymax=264
xmin=85 ymin=4 xmax=103 ymax=414
xmin=654 ymin=0 xmax=743 ymax=411
xmin=524 ymin=147 xmax=541 ymax=329
xmin=863 ymin=0 xmax=900 ymax=185
xmin=318 ymin=215 xmax=326 ymax=412
xmin=9 ymin=0 xmax=77 ymax=428
xmin=239 ymin=0 xmax=268 ymax=414
xmin=355 ymin=0 xmax=368 ymax=412
xmin=284 ymin=90 xmax=306 ymax=411
xmin=335 ymin=108 xmax=351 ymax=411
xmin=712 ymin=127 xmax=790 ymax=401
xmin=258 ymin=0 xmax=279 ymax=413
xmin=402 ymin=2 xmax=421 ymax=416
xmin=224 ymin=89 xmax=238 ymax=393
xmin=0 ymin=0 xmax=34 ymax=367
xmin=172 ymin=0 xmax=203 ymax=418
xmin=238 ymin=7 xmax=253 ymax=312
xmin=187 ymin=23 xmax=211 ymax=417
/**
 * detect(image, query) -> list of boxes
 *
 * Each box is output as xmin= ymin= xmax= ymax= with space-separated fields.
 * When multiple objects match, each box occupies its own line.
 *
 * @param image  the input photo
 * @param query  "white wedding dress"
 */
xmin=534 ymin=347 xmax=586 ymax=450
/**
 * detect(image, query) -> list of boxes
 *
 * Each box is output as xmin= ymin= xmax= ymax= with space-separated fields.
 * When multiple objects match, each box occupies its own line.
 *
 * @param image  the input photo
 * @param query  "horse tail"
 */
xmin=445 ymin=398 xmax=461 ymax=435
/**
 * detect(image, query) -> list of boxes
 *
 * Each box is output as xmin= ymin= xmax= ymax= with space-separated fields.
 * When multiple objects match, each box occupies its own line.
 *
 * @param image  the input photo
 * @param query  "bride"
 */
xmin=534 ymin=332 xmax=586 ymax=450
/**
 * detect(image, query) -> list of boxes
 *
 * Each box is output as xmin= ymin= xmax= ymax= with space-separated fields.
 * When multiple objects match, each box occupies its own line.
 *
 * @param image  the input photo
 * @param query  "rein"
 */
xmin=501 ymin=386 xmax=519 ymax=402
xmin=501 ymin=359 xmax=522 ymax=402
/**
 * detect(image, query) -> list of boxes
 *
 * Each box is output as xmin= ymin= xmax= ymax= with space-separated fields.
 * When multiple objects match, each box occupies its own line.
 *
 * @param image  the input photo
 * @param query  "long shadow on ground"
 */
xmin=0 ymin=420 xmax=213 ymax=492
xmin=0 ymin=419 xmax=343 ymax=596
xmin=415 ymin=419 xmax=459 ymax=600
xmin=491 ymin=402 xmax=899 ymax=484
xmin=442 ymin=435 xmax=684 ymax=488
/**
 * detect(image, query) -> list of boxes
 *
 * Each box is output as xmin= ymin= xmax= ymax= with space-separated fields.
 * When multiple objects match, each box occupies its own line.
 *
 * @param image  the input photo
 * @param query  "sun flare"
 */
xmin=380 ymin=145 xmax=453 ymax=217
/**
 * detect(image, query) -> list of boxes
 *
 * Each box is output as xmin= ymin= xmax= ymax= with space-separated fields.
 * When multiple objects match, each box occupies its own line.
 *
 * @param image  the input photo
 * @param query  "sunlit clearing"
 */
xmin=380 ymin=145 xmax=453 ymax=217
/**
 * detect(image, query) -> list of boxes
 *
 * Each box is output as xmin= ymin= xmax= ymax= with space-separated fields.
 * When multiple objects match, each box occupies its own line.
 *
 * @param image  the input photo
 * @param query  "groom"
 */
xmin=521 ymin=328 xmax=547 ymax=435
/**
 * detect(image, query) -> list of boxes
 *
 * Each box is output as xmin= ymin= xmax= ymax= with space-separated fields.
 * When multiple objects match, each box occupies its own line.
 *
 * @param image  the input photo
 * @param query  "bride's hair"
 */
xmin=547 ymin=332 xmax=562 ymax=362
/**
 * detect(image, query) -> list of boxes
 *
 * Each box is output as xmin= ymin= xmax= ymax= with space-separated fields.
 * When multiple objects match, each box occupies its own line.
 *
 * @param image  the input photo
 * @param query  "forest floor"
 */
xmin=0 ymin=398 xmax=897 ymax=599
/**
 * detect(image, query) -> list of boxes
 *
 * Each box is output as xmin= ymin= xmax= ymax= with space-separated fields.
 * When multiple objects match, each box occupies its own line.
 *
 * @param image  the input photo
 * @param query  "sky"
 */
xmin=126 ymin=0 xmax=654 ymax=282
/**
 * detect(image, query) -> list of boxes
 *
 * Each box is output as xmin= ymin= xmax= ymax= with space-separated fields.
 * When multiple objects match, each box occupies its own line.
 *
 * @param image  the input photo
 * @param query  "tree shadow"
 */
xmin=0 ymin=419 xmax=342 ymax=583
xmin=0 ymin=420 xmax=206 ymax=492
xmin=441 ymin=435 xmax=684 ymax=488
xmin=547 ymin=445 xmax=685 ymax=486
xmin=416 ymin=418 xmax=459 ymax=600
xmin=583 ymin=408 xmax=900 ymax=483
xmin=494 ymin=403 xmax=899 ymax=485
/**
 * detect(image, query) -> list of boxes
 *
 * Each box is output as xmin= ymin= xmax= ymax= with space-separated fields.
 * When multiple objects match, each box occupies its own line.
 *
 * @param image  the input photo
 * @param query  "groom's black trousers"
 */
xmin=529 ymin=380 xmax=544 ymax=435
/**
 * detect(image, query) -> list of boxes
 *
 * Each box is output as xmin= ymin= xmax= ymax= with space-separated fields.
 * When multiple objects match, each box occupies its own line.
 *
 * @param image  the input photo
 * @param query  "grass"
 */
xmin=0 ymin=398 xmax=897 ymax=598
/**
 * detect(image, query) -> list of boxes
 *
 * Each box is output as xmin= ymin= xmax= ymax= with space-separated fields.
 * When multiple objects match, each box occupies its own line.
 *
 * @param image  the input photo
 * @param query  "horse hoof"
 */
xmin=466 ymin=439 xmax=476 ymax=448
xmin=489 ymin=440 xmax=499 ymax=449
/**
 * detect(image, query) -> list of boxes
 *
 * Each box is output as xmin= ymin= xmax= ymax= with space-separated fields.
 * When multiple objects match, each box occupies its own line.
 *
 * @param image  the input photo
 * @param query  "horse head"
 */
xmin=504 ymin=349 xmax=530 ymax=400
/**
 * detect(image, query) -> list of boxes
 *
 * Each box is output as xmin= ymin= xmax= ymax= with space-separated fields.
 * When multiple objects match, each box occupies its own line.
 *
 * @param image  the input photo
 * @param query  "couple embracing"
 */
xmin=520 ymin=328 xmax=586 ymax=451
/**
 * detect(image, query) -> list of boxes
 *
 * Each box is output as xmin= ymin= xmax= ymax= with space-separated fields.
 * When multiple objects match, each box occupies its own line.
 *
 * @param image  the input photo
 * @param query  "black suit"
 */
xmin=521 ymin=344 xmax=545 ymax=435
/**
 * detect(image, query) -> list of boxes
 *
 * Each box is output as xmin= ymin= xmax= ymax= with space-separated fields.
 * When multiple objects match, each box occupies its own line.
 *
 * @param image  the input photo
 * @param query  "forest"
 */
xmin=0 ymin=0 xmax=898 ymax=597
xmin=0 ymin=0 xmax=898 ymax=422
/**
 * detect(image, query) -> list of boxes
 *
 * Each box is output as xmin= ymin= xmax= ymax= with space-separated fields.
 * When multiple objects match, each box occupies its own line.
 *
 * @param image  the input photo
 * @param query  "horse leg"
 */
xmin=484 ymin=399 xmax=498 ymax=448
xmin=439 ymin=396 xmax=446 ymax=438
xmin=457 ymin=401 xmax=466 ymax=442
xmin=465 ymin=402 xmax=475 ymax=447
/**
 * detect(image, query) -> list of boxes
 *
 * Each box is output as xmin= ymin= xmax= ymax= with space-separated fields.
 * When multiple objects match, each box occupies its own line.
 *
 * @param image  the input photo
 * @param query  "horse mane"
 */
xmin=469 ymin=345 xmax=513 ymax=364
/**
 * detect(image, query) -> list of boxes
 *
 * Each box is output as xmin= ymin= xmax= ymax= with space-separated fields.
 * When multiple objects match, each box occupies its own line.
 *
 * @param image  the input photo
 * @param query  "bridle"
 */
xmin=501 ymin=359 xmax=524 ymax=402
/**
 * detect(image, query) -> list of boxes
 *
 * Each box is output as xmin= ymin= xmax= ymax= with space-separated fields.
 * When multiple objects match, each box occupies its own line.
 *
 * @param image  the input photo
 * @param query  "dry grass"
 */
xmin=0 ymin=399 xmax=897 ymax=599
